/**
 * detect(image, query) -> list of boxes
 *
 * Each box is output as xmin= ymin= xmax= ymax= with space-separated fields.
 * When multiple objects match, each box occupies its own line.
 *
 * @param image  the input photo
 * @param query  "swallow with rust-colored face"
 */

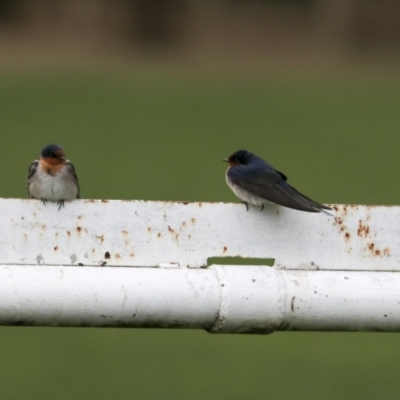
xmin=27 ymin=144 xmax=80 ymax=210
xmin=224 ymin=149 xmax=331 ymax=214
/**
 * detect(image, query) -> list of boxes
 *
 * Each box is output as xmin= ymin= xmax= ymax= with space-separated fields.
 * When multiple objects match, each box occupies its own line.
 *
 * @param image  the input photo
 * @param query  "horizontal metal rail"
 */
xmin=0 ymin=199 xmax=397 ymax=270
xmin=0 ymin=265 xmax=399 ymax=333
xmin=1 ymin=199 xmax=398 ymax=332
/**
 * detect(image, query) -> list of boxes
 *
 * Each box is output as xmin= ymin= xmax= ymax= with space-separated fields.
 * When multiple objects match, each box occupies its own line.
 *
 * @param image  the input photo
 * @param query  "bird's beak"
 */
xmin=223 ymin=159 xmax=228 ymax=162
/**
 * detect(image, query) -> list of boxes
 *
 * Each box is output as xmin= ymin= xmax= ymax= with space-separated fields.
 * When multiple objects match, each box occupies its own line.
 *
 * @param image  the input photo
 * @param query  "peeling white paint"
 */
xmin=0 ymin=199 xmax=397 ymax=270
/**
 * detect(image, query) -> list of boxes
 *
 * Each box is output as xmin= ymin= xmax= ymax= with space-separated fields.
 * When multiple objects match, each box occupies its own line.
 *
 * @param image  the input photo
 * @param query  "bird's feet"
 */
xmin=57 ymin=200 xmax=65 ymax=211
xmin=40 ymin=198 xmax=48 ymax=206
xmin=241 ymin=202 xmax=249 ymax=211
xmin=260 ymin=204 xmax=264 ymax=211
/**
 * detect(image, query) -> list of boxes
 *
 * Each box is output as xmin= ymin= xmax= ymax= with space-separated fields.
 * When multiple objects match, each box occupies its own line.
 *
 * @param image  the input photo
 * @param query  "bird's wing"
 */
xmin=227 ymin=165 xmax=330 ymax=213
xmin=227 ymin=165 xmax=286 ymax=188
xmin=66 ymin=161 xmax=80 ymax=199
xmin=27 ymin=160 xmax=39 ymax=198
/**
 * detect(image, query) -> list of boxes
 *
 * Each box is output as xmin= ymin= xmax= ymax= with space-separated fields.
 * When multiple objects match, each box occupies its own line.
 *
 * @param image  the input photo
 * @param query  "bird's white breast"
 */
xmin=29 ymin=164 xmax=78 ymax=201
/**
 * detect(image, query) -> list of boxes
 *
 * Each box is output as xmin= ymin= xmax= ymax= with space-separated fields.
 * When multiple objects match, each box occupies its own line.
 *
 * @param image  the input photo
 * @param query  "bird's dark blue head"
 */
xmin=40 ymin=144 xmax=65 ymax=159
xmin=224 ymin=150 xmax=254 ymax=167
xmin=40 ymin=144 xmax=66 ymax=165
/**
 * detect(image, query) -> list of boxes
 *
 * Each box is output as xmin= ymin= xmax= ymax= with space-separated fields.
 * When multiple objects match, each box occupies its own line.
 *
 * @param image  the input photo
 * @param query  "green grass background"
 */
xmin=1 ymin=69 xmax=400 ymax=399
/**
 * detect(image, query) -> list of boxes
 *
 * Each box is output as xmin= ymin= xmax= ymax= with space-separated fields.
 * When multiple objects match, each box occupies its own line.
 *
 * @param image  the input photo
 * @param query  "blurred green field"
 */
xmin=1 ymin=69 xmax=400 ymax=399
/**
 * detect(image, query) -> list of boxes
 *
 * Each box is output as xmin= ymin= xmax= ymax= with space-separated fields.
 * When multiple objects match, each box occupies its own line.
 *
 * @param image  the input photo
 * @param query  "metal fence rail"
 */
xmin=0 ymin=198 xmax=398 ymax=333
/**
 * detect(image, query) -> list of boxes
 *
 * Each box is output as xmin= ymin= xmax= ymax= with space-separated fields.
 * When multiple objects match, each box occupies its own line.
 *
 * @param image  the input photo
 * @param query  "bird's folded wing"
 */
xmin=66 ymin=162 xmax=80 ymax=199
xmin=227 ymin=166 xmax=329 ymax=212
xmin=27 ymin=161 xmax=39 ymax=183
xmin=227 ymin=166 xmax=283 ymax=187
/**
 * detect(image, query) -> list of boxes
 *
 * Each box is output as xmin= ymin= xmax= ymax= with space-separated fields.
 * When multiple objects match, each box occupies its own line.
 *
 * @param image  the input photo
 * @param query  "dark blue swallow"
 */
xmin=224 ymin=149 xmax=331 ymax=214
xmin=28 ymin=144 xmax=80 ymax=210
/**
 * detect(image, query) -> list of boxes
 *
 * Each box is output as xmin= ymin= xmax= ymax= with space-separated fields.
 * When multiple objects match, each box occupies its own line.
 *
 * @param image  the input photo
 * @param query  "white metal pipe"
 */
xmin=0 ymin=265 xmax=399 ymax=333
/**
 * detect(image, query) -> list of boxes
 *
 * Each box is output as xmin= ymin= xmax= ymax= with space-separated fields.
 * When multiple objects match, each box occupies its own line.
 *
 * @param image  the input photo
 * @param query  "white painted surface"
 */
xmin=0 ymin=264 xmax=399 ymax=332
xmin=0 ymin=198 xmax=397 ymax=270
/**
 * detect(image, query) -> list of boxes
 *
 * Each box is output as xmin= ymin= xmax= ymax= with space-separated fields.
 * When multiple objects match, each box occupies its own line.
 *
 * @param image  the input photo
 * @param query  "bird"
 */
xmin=27 ymin=144 xmax=80 ymax=210
xmin=223 ymin=149 xmax=331 ymax=214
